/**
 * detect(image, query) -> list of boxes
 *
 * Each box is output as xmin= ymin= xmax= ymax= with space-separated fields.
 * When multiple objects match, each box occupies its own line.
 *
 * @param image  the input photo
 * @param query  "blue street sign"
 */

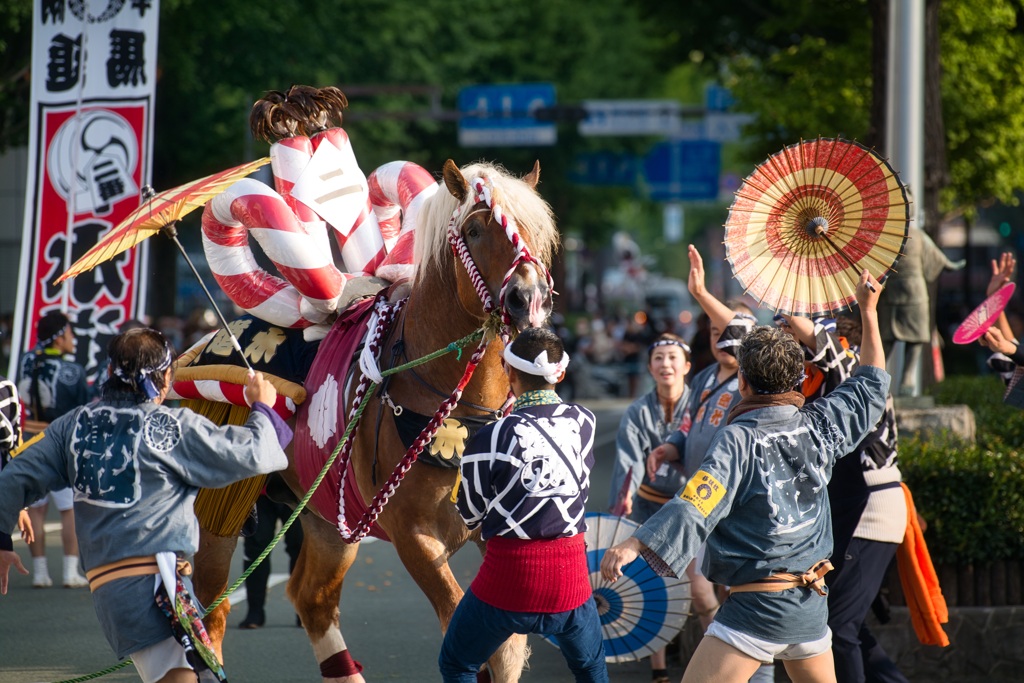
xmin=570 ymin=151 xmax=638 ymax=186
xmin=704 ymin=84 xmax=736 ymax=112
xmin=643 ymin=140 xmax=721 ymax=202
xmin=457 ymin=83 xmax=557 ymax=147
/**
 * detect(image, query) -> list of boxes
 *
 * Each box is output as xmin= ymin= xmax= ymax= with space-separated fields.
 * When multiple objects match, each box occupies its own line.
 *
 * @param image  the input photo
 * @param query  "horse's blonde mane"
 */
xmin=412 ymin=162 xmax=559 ymax=284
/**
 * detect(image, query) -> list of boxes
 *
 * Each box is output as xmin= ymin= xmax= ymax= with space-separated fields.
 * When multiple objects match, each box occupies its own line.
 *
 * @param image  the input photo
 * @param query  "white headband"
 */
xmin=502 ymin=344 xmax=570 ymax=384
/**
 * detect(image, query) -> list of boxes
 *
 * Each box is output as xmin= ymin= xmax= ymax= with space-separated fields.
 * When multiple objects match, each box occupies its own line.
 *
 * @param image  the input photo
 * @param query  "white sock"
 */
xmin=63 ymin=555 xmax=82 ymax=579
xmin=33 ymin=556 xmax=50 ymax=579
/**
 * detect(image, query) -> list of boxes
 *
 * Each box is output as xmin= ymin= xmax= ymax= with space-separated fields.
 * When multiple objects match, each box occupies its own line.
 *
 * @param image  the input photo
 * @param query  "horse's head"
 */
xmin=427 ymin=159 xmax=558 ymax=332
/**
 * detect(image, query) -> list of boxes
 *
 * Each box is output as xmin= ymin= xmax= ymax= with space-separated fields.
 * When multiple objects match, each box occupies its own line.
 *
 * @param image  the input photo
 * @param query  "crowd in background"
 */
xmin=554 ymin=310 xmax=716 ymax=402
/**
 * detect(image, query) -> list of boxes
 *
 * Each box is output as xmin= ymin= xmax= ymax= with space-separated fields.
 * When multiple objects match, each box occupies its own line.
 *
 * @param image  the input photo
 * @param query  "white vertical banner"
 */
xmin=9 ymin=0 xmax=159 ymax=381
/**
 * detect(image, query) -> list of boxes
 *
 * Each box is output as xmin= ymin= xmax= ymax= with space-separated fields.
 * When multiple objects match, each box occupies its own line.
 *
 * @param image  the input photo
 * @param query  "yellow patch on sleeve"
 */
xmin=11 ymin=430 xmax=45 ymax=457
xmin=679 ymin=470 xmax=726 ymax=518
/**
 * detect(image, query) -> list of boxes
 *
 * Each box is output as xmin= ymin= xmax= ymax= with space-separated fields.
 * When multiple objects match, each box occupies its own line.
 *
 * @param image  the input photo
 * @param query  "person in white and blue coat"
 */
xmin=602 ymin=270 xmax=890 ymax=683
xmin=607 ymin=333 xmax=691 ymax=683
xmin=0 ymin=328 xmax=291 ymax=683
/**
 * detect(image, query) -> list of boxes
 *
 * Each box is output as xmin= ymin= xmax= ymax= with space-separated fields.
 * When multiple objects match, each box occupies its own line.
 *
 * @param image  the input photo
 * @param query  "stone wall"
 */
xmin=860 ymin=606 xmax=1024 ymax=682
xmin=895 ymin=404 xmax=976 ymax=442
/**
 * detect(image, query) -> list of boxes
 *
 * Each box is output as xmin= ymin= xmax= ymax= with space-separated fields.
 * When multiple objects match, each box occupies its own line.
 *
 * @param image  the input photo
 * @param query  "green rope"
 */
xmin=205 ymin=325 xmax=484 ymax=611
xmin=54 ymin=661 xmax=134 ymax=683
xmin=52 ymin=326 xmax=485 ymax=683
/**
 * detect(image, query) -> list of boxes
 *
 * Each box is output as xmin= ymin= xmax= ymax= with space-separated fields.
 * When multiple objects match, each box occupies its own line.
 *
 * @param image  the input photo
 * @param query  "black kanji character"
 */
xmin=71 ymin=304 xmax=126 ymax=382
xmin=43 ymin=223 xmax=130 ymax=304
xmin=92 ymin=158 xmax=126 ymax=210
xmin=42 ymin=0 xmax=66 ymax=24
xmin=130 ymin=0 xmax=153 ymax=17
xmin=46 ymin=34 xmax=82 ymax=92
xmin=107 ymin=30 xmax=146 ymax=88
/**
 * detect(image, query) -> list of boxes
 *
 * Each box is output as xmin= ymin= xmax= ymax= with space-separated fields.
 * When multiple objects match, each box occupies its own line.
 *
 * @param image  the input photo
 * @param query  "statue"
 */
xmin=877 ymin=224 xmax=965 ymax=397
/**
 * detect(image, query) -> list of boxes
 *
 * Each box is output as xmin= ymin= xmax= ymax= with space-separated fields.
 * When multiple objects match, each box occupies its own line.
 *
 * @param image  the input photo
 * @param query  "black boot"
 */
xmin=239 ymin=609 xmax=265 ymax=629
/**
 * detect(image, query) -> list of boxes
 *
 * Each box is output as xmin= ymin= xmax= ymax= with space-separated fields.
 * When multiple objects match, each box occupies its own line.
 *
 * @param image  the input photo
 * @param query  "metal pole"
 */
xmin=886 ymin=0 xmax=926 ymax=398
xmin=886 ymin=0 xmax=925 ymax=225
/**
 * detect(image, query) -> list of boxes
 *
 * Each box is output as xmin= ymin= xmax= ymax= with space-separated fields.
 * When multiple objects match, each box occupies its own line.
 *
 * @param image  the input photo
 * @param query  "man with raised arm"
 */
xmin=602 ymin=270 xmax=889 ymax=683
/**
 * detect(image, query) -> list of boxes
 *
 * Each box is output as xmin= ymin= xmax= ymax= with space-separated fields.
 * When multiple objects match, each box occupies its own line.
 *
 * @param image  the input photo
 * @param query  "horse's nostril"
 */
xmin=507 ymin=288 xmax=527 ymax=311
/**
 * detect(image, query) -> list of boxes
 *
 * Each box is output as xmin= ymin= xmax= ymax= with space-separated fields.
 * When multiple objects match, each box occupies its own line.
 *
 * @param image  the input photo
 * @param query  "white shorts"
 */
xmin=28 ymin=487 xmax=74 ymax=511
xmin=705 ymin=620 xmax=832 ymax=663
xmin=131 ymin=637 xmax=191 ymax=683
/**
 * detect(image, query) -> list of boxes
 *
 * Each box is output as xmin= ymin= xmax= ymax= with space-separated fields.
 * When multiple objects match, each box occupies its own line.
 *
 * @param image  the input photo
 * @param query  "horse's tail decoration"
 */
xmin=367 ymin=160 xmax=437 ymax=283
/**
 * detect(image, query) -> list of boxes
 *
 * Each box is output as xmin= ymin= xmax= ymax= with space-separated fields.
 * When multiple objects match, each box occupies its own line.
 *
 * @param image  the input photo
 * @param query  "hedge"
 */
xmin=898 ymin=375 xmax=1024 ymax=565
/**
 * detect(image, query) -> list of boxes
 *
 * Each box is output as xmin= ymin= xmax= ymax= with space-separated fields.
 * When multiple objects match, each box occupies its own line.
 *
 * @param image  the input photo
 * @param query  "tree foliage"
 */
xmin=154 ymin=0 xmax=659 ymax=188
xmin=939 ymin=0 xmax=1024 ymax=215
xmin=637 ymin=0 xmax=1024 ymax=220
xmin=0 ymin=0 xmax=32 ymax=151
xmin=2 ymin=1 xmax=1023 ymax=278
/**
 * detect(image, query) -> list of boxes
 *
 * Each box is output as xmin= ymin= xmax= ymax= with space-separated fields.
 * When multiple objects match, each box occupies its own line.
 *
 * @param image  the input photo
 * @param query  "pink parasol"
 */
xmin=952 ymin=282 xmax=1016 ymax=345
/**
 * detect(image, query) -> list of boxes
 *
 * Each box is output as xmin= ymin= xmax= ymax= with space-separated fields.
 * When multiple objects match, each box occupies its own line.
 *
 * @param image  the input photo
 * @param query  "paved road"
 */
xmin=0 ymin=399 xmax=679 ymax=683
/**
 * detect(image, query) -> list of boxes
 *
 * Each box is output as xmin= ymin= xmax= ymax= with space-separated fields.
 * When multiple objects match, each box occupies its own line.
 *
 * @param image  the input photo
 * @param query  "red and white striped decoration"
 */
xmin=305 ymin=127 xmax=390 ymax=278
xmin=168 ymin=378 xmax=297 ymax=420
xmin=368 ymin=161 xmax=437 ymax=283
xmin=201 ymin=130 xmax=437 ymax=328
xmin=201 ymin=177 xmax=345 ymax=328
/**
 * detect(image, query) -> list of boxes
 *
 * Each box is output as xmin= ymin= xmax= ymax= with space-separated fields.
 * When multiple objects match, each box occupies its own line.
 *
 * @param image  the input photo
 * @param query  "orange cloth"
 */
xmin=801 ymin=364 xmax=826 ymax=400
xmin=896 ymin=482 xmax=950 ymax=647
xmin=799 ymin=335 xmax=849 ymax=400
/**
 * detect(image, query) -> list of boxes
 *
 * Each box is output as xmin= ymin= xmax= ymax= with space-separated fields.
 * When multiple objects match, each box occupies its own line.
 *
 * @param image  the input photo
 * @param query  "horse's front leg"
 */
xmin=287 ymin=511 xmax=365 ymax=683
xmin=390 ymin=525 xmax=529 ymax=683
xmin=194 ymin=529 xmax=240 ymax=661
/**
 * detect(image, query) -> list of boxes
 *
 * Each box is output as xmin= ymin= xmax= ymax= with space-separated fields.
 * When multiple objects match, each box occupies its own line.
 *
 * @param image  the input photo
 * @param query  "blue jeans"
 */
xmin=439 ymin=589 xmax=608 ymax=682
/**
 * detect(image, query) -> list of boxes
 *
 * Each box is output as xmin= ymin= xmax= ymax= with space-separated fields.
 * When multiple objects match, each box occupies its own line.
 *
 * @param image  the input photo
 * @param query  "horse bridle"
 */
xmin=332 ymin=176 xmax=553 ymax=542
xmin=446 ymin=176 xmax=553 ymax=330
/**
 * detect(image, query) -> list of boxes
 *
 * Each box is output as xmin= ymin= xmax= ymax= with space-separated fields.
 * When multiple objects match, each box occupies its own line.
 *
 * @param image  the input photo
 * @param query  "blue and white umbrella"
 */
xmin=547 ymin=512 xmax=691 ymax=663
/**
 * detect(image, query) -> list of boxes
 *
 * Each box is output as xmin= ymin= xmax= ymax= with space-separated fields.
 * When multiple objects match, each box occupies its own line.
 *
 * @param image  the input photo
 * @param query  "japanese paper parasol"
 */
xmin=57 ymin=157 xmax=270 ymax=283
xmin=724 ymin=137 xmax=910 ymax=316
xmin=952 ymin=282 xmax=1016 ymax=344
xmin=545 ymin=512 xmax=691 ymax=662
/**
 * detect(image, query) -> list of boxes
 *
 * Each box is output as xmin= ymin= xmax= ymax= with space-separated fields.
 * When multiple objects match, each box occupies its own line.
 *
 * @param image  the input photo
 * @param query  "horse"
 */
xmin=187 ymin=108 xmax=560 ymax=681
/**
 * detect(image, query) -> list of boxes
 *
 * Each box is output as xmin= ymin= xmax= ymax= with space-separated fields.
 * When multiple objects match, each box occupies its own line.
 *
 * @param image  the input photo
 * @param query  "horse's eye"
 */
xmin=465 ymin=225 xmax=480 ymax=240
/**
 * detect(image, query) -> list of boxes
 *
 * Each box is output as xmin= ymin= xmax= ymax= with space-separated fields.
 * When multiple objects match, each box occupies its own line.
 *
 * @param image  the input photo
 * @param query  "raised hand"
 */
xmin=855 ymin=269 xmax=882 ymax=313
xmin=988 ymin=252 xmax=1016 ymax=297
xmin=687 ymin=244 xmax=708 ymax=301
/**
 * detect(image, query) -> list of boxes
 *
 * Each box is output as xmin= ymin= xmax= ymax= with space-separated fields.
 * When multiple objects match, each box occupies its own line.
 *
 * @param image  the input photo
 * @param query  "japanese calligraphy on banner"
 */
xmin=9 ymin=0 xmax=160 ymax=382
